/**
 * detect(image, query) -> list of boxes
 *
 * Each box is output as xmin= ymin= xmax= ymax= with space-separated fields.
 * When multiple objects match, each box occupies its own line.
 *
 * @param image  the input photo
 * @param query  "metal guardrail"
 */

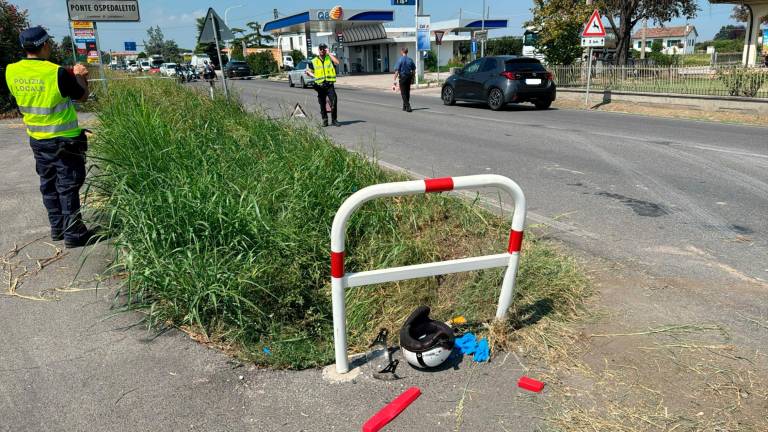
xmin=551 ymin=64 xmax=768 ymax=99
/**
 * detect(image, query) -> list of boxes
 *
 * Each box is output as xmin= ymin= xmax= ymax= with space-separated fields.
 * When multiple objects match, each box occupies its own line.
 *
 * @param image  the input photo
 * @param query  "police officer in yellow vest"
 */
xmin=306 ymin=43 xmax=340 ymax=127
xmin=5 ymin=26 xmax=95 ymax=248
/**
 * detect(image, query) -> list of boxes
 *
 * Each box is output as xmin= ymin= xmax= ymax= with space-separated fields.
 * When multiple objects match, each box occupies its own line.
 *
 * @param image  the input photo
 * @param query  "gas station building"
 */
xmin=263 ymin=8 xmax=508 ymax=74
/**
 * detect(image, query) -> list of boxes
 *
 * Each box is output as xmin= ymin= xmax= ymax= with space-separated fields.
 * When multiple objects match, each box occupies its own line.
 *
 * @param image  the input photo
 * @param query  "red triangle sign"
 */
xmin=582 ymin=10 xmax=606 ymax=37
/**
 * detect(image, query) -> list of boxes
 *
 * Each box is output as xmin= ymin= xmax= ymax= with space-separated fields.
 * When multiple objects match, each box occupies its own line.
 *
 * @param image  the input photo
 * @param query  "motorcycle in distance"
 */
xmin=177 ymin=65 xmax=200 ymax=83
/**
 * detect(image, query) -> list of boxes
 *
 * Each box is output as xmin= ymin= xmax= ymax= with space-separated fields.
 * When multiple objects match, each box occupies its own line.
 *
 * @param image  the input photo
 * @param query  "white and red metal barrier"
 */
xmin=330 ymin=174 xmax=527 ymax=373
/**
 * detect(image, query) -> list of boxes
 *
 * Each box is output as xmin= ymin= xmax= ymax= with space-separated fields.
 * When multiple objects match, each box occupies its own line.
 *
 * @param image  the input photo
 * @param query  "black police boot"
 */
xmin=51 ymin=230 xmax=64 ymax=241
xmin=406 ymin=105 xmax=413 ymax=113
xmin=322 ymin=119 xmax=329 ymax=127
xmin=332 ymin=120 xmax=341 ymax=127
xmin=64 ymin=228 xmax=99 ymax=249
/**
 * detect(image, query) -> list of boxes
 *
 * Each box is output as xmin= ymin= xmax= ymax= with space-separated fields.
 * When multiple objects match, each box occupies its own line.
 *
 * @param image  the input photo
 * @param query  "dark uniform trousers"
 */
xmin=316 ymin=83 xmax=338 ymax=122
xmin=29 ymin=131 xmax=89 ymax=241
xmin=399 ymin=75 xmax=413 ymax=109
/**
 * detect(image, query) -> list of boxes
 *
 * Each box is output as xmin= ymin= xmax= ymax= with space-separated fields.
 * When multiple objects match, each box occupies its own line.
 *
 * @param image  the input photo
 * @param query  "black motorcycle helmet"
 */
xmin=399 ymin=306 xmax=455 ymax=368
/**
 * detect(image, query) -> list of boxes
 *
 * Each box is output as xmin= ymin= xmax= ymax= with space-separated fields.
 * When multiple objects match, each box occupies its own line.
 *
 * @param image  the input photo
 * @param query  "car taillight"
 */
xmin=500 ymin=71 xmax=520 ymax=80
xmin=546 ymin=71 xmax=554 ymax=81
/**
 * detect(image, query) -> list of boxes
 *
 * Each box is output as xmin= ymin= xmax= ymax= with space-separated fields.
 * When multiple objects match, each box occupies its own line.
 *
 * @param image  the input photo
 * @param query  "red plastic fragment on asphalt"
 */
xmin=518 ymin=376 xmax=545 ymax=392
xmin=424 ymin=177 xmax=454 ymax=193
xmin=362 ymin=387 xmax=422 ymax=432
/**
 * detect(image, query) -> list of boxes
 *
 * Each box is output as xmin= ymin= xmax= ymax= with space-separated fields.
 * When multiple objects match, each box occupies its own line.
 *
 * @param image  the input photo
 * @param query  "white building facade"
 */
xmin=631 ymin=25 xmax=698 ymax=55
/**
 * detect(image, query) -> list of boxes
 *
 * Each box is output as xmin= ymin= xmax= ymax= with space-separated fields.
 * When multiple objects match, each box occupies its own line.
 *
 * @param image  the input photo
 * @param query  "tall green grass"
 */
xmin=89 ymin=79 xmax=588 ymax=368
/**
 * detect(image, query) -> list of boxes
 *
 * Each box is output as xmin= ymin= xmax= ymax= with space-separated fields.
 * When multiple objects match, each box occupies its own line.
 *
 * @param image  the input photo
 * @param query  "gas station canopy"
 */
xmin=263 ymin=9 xmax=394 ymax=34
xmin=431 ymin=18 xmax=509 ymax=33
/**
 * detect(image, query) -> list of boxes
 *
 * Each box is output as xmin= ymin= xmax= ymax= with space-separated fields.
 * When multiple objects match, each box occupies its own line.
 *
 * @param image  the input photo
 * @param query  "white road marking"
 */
xmin=375 ymin=160 xmax=600 ymax=240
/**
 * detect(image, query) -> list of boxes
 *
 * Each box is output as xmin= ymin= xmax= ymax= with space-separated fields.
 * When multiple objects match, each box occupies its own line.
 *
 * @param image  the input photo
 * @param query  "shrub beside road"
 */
xmin=89 ymin=79 xmax=588 ymax=368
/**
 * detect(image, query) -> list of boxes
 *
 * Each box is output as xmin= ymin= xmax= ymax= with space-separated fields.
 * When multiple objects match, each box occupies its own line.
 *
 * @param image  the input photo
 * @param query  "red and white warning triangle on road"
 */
xmin=582 ymin=9 xmax=606 ymax=37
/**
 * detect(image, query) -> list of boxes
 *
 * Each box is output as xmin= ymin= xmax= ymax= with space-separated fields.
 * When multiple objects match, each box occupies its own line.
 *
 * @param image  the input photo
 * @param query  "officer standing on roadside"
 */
xmin=4 ymin=26 xmax=95 ymax=248
xmin=393 ymin=47 xmax=416 ymax=112
xmin=306 ymin=43 xmax=340 ymax=127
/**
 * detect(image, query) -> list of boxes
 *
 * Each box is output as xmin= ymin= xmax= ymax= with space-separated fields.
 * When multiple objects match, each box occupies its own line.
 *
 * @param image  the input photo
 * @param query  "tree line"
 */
xmin=527 ymin=1 xmax=765 ymax=66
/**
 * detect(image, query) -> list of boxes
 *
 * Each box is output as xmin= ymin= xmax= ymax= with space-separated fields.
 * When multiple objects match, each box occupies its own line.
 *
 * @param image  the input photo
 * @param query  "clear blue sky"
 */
xmin=17 ymin=0 xmax=742 ymax=52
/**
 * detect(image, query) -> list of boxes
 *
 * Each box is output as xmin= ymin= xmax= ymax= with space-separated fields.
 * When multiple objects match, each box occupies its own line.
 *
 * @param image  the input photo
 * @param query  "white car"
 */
xmin=287 ymin=60 xmax=314 ymax=88
xmin=127 ymin=62 xmax=139 ymax=72
xmin=139 ymin=60 xmax=151 ymax=72
xmin=159 ymin=63 xmax=178 ymax=76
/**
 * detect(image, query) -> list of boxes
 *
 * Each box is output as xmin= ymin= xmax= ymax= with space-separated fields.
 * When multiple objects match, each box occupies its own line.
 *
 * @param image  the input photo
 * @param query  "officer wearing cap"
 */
xmin=4 ymin=26 xmax=95 ymax=248
xmin=306 ymin=43 xmax=340 ymax=127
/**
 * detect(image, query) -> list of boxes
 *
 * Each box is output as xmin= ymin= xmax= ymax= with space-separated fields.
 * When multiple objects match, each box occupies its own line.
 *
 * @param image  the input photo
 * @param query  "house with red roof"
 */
xmin=631 ymin=25 xmax=698 ymax=55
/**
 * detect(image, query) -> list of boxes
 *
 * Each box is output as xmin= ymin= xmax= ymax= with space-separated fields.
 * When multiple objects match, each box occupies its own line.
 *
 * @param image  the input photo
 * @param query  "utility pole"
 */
xmin=480 ymin=0 xmax=486 ymax=57
xmin=640 ymin=18 xmax=647 ymax=60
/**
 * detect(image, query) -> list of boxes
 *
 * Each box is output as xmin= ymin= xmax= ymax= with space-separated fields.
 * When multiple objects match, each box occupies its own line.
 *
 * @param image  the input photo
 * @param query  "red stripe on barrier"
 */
xmin=508 ymin=230 xmax=524 ymax=253
xmin=424 ymin=177 xmax=454 ymax=193
xmin=331 ymin=251 xmax=345 ymax=278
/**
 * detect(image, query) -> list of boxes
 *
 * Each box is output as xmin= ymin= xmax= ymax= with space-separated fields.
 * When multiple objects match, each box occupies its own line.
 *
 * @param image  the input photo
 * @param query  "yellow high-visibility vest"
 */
xmin=5 ymin=59 xmax=81 ymax=140
xmin=311 ymin=56 xmax=336 ymax=85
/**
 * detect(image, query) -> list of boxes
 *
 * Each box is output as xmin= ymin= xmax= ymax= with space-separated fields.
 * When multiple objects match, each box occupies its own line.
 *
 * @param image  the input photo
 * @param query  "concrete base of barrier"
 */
xmin=322 ymin=362 xmax=362 ymax=383
xmin=557 ymin=88 xmax=768 ymax=116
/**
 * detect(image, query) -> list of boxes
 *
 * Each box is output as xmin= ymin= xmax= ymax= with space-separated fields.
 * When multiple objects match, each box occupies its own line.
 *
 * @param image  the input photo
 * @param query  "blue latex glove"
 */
xmin=473 ymin=338 xmax=490 ymax=362
xmin=455 ymin=333 xmax=478 ymax=355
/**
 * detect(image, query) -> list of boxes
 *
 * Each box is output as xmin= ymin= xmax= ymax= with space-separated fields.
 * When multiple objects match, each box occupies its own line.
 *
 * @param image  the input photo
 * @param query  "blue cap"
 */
xmin=19 ymin=26 xmax=51 ymax=50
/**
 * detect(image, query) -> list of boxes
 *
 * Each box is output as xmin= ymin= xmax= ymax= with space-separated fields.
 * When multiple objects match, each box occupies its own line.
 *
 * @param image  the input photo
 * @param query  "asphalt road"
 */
xmin=227 ymin=78 xmax=768 ymax=284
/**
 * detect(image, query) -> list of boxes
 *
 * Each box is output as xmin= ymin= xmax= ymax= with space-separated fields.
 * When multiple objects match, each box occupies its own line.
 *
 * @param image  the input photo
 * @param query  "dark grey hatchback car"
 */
xmin=442 ymin=56 xmax=556 ymax=110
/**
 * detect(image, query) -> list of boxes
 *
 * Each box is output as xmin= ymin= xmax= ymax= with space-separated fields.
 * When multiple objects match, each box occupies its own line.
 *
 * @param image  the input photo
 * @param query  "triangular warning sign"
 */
xmin=198 ymin=8 xmax=235 ymax=44
xmin=582 ymin=10 xmax=606 ymax=37
xmin=291 ymin=103 xmax=307 ymax=118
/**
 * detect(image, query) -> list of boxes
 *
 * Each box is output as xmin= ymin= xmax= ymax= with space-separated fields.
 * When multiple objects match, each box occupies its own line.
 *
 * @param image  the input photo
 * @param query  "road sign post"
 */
xmin=580 ymin=9 xmax=606 ymax=107
xmin=434 ymin=30 xmax=445 ymax=81
xmin=198 ymin=8 xmax=235 ymax=99
xmin=414 ymin=0 xmax=419 ymax=87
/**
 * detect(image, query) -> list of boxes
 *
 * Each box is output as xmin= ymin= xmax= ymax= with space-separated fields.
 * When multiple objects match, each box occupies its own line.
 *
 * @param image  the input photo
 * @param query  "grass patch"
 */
xmin=88 ymin=79 xmax=589 ymax=368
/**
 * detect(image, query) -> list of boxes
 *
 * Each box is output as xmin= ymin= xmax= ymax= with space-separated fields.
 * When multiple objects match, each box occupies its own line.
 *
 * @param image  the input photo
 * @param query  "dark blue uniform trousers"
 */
xmin=29 ymin=131 xmax=89 ymax=242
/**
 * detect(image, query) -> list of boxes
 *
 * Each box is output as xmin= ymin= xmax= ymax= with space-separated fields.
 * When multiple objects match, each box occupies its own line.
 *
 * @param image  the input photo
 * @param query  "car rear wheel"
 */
xmin=487 ymin=88 xmax=504 ymax=111
xmin=300 ymin=77 xmax=306 ymax=88
xmin=535 ymin=100 xmax=552 ymax=110
xmin=288 ymin=76 xmax=294 ymax=87
xmin=442 ymin=85 xmax=456 ymax=105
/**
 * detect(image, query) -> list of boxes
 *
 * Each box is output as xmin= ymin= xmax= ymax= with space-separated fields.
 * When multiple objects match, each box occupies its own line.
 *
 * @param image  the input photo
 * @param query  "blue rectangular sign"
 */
xmin=391 ymin=0 xmax=415 ymax=5
xmin=416 ymin=15 xmax=430 ymax=51
xmin=75 ymin=38 xmax=96 ymax=44
xmin=471 ymin=39 xmax=477 ymax=54
xmin=124 ymin=41 xmax=137 ymax=51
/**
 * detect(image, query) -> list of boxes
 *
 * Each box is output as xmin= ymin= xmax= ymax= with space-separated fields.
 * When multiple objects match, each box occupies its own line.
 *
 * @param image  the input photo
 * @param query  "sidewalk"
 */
xmin=0 ymin=116 xmax=543 ymax=431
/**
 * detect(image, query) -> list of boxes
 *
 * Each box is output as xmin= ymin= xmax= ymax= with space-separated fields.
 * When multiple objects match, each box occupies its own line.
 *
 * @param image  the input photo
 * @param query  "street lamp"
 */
xmin=224 ymin=4 xmax=244 ymax=27
xmin=224 ymin=5 xmax=244 ymax=56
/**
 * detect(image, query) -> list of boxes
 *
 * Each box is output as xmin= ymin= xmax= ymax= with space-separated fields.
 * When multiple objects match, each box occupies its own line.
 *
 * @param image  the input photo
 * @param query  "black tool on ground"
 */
xmin=373 ymin=359 xmax=400 ymax=381
xmin=369 ymin=328 xmax=389 ymax=349
xmin=367 ymin=328 xmax=401 ymax=380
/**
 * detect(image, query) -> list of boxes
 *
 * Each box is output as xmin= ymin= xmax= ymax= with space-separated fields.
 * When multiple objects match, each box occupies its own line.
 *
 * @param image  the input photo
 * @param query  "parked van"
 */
xmin=191 ymin=54 xmax=211 ymax=72
xmin=283 ymin=55 xmax=294 ymax=70
xmin=139 ymin=60 xmax=151 ymax=72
